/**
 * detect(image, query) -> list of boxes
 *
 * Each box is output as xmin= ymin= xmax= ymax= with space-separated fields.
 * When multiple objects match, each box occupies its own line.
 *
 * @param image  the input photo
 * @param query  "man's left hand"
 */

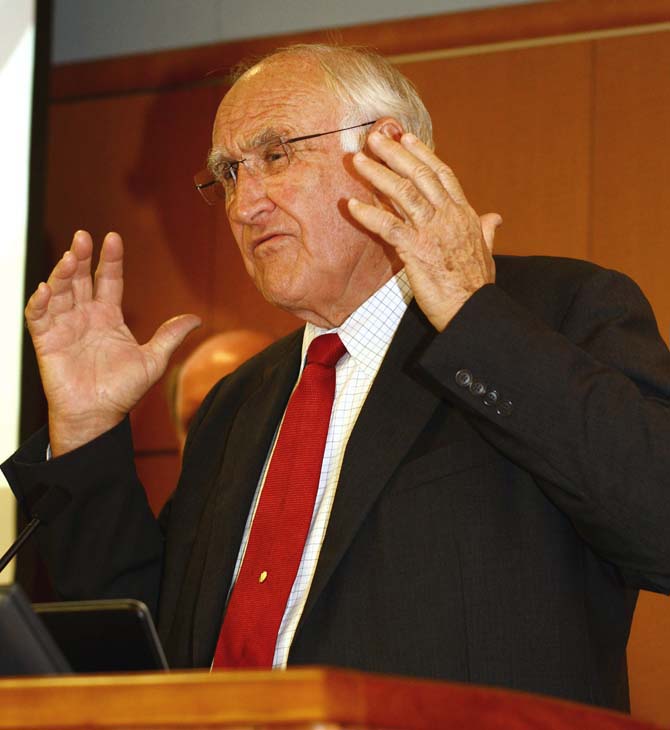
xmin=348 ymin=130 xmax=501 ymax=331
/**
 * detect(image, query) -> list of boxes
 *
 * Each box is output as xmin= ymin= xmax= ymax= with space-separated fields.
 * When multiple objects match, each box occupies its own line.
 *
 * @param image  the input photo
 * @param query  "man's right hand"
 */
xmin=25 ymin=230 xmax=201 ymax=457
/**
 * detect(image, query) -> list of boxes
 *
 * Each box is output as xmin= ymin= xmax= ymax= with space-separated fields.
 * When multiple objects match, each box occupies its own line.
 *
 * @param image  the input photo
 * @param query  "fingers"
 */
xmin=399 ymin=134 xmax=468 ymax=205
xmin=41 ymin=231 xmax=90 ymax=316
xmin=25 ymin=230 xmax=124 ymax=338
xmin=480 ymin=213 xmax=503 ymax=253
xmin=352 ymin=152 xmax=432 ymax=225
xmin=355 ymin=132 xmax=450 ymax=215
xmin=142 ymin=314 xmax=202 ymax=378
xmin=93 ymin=232 xmax=125 ymax=306
xmin=35 ymin=230 xmax=93 ymax=317
xmin=69 ymin=230 xmax=94 ymax=303
xmin=347 ymin=197 xmax=407 ymax=250
xmin=24 ymin=282 xmax=53 ymax=337
xmin=351 ymin=131 xmax=475 ymax=241
xmin=361 ymin=131 xmax=467 ymax=207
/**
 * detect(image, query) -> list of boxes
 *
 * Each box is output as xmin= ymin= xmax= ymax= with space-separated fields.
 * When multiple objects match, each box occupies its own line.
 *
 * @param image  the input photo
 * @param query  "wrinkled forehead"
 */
xmin=212 ymin=57 xmax=343 ymax=154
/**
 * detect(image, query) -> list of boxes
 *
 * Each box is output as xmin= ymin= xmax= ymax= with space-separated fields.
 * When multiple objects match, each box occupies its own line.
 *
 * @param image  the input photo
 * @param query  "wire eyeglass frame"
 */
xmin=194 ymin=120 xmax=376 ymax=205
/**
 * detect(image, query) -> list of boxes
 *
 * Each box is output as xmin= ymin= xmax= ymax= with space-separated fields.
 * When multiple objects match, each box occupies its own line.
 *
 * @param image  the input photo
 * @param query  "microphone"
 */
xmin=0 ymin=485 xmax=71 ymax=575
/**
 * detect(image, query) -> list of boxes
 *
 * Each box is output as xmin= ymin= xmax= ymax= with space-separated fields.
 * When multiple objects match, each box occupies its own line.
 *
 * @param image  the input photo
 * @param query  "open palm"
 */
xmin=25 ymin=231 xmax=200 ymax=456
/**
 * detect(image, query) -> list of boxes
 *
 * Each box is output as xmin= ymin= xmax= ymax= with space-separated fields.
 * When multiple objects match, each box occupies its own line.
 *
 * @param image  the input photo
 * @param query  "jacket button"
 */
xmin=496 ymin=400 xmax=513 ymax=417
xmin=470 ymin=381 xmax=487 ymax=397
xmin=455 ymin=369 xmax=473 ymax=387
xmin=483 ymin=389 xmax=498 ymax=406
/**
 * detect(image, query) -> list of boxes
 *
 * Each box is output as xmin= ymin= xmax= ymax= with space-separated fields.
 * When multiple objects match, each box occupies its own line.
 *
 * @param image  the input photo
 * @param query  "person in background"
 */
xmin=169 ymin=330 xmax=273 ymax=453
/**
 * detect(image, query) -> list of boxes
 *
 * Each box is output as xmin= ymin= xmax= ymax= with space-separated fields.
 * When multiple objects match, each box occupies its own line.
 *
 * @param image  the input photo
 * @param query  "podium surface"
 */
xmin=0 ymin=667 xmax=664 ymax=730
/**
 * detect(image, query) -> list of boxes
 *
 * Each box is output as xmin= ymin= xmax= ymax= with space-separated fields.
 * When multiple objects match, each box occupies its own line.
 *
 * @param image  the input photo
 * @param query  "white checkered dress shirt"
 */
xmin=226 ymin=269 xmax=413 ymax=668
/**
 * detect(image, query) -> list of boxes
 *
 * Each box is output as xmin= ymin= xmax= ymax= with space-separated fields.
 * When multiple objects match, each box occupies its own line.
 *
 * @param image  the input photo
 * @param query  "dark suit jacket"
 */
xmin=4 ymin=256 xmax=670 ymax=711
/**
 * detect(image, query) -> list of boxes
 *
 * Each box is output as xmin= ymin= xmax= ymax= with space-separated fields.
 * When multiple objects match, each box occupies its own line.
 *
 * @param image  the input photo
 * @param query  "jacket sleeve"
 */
xmin=417 ymin=266 xmax=670 ymax=593
xmin=0 ymin=418 xmax=164 ymax=617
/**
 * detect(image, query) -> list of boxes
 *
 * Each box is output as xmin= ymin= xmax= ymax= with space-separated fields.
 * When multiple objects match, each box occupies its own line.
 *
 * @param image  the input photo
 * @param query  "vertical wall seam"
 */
xmin=587 ymin=39 xmax=598 ymax=263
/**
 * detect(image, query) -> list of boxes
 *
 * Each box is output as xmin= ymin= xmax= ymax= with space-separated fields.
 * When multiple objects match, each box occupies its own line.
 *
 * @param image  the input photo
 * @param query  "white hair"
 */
xmin=232 ymin=44 xmax=434 ymax=152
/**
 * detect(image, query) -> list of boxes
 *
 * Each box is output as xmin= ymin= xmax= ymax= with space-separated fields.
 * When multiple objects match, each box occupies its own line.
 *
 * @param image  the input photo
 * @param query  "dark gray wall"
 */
xmin=52 ymin=0 xmax=539 ymax=64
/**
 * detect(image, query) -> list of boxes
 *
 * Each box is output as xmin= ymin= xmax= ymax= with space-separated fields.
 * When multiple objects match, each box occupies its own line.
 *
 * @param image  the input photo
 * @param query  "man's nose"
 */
xmin=227 ymin=164 xmax=274 ymax=223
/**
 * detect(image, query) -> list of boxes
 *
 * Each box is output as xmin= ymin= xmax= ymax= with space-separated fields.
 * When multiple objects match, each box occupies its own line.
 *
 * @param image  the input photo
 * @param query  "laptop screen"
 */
xmin=33 ymin=597 xmax=168 ymax=672
xmin=0 ymin=585 xmax=169 ymax=675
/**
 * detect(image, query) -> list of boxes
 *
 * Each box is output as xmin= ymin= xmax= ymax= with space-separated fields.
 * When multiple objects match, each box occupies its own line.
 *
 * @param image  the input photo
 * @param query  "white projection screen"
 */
xmin=0 ymin=0 xmax=36 ymax=583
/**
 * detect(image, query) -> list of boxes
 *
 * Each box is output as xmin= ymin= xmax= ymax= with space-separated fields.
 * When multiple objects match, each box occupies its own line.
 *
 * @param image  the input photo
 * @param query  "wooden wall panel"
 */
xmin=629 ymin=592 xmax=670 ymax=724
xmin=398 ymin=42 xmax=592 ymax=259
xmin=135 ymin=452 xmax=181 ymax=515
xmin=591 ymin=29 xmax=670 ymax=343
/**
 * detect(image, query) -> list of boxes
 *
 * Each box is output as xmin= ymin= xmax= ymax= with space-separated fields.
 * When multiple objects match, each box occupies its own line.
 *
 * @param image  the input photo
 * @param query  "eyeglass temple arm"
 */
xmin=195 ymin=179 xmax=217 ymax=190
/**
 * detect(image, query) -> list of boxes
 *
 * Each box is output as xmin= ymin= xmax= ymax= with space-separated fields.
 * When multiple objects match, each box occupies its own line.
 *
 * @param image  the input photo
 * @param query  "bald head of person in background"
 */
xmin=171 ymin=329 xmax=273 ymax=452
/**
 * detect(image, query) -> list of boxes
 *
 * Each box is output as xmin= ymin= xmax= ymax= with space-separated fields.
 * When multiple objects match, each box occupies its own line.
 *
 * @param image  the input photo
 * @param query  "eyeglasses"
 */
xmin=194 ymin=120 xmax=376 ymax=205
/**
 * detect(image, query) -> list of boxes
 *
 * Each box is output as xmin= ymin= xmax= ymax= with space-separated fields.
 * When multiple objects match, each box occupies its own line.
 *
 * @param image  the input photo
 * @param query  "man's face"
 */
xmin=211 ymin=56 xmax=396 ymax=327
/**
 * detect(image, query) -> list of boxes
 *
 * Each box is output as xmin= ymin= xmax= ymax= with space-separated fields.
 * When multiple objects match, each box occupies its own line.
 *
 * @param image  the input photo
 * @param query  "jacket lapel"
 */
xmin=191 ymin=332 xmax=303 ymax=664
xmin=295 ymin=302 xmax=443 ymax=637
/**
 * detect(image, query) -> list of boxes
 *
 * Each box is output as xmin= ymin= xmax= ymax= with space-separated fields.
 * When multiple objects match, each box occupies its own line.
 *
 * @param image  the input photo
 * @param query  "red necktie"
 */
xmin=212 ymin=333 xmax=347 ymax=668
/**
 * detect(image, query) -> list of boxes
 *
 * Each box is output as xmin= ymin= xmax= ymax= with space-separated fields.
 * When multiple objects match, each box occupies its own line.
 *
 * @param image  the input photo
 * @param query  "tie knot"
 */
xmin=306 ymin=333 xmax=347 ymax=368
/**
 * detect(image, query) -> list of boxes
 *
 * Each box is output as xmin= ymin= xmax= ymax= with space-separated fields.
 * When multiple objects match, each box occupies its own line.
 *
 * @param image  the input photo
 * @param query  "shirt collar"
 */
xmin=302 ymin=269 xmax=413 ymax=375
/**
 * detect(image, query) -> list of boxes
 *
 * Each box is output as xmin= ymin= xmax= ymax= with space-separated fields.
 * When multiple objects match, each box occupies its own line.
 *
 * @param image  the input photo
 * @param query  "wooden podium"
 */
xmin=0 ymin=668 xmax=665 ymax=730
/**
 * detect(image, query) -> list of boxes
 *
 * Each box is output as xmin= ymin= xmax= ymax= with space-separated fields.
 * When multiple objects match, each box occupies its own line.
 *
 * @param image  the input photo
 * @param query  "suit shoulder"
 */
xmin=493 ymin=253 xmax=645 ymax=295
xmin=494 ymin=254 xmax=608 ymax=285
xmin=492 ymin=254 xmax=647 ymax=327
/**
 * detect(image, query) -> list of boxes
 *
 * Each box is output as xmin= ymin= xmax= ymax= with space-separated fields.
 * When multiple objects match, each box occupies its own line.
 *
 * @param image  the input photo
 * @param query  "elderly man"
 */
xmin=3 ymin=44 xmax=670 ymax=711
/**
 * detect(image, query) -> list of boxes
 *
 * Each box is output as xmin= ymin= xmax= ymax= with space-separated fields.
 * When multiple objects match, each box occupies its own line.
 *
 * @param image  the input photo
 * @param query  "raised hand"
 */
xmin=25 ymin=231 xmax=201 ymax=456
xmin=348 ymin=127 xmax=502 ymax=331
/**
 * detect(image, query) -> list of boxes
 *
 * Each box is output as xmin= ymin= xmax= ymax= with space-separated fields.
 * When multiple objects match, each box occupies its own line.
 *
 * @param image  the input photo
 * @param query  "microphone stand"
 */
xmin=0 ymin=484 xmax=71 ymax=576
xmin=0 ymin=518 xmax=41 ymax=574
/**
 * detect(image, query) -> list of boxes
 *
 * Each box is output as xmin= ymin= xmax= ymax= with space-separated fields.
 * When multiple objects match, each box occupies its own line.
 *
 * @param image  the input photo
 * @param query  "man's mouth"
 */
xmin=250 ymin=233 xmax=288 ymax=252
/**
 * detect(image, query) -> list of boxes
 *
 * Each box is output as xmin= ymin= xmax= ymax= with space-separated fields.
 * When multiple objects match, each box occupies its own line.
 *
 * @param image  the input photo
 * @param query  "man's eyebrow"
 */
xmin=207 ymin=148 xmax=229 ymax=173
xmin=208 ymin=126 xmax=294 ymax=168
xmin=249 ymin=127 xmax=291 ymax=147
